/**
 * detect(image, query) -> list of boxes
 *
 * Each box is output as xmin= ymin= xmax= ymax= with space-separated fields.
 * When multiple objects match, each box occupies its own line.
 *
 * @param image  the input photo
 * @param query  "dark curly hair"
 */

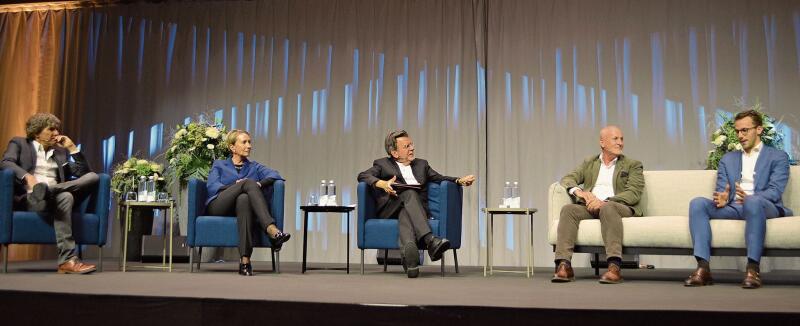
xmin=25 ymin=113 xmax=61 ymax=139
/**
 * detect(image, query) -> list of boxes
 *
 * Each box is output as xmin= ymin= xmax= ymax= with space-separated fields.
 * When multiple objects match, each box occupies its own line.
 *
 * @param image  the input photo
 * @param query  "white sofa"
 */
xmin=547 ymin=166 xmax=800 ymax=273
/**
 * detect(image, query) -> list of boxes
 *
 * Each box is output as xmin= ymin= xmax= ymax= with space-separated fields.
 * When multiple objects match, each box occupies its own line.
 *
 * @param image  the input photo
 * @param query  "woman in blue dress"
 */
xmin=206 ymin=129 xmax=290 ymax=276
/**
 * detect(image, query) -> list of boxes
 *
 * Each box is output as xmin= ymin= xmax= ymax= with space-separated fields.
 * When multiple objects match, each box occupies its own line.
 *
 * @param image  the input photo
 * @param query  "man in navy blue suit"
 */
xmin=685 ymin=110 xmax=792 ymax=289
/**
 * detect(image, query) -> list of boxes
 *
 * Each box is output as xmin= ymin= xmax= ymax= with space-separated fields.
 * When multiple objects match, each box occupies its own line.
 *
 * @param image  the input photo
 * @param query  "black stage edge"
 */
xmin=2 ymin=289 xmax=799 ymax=325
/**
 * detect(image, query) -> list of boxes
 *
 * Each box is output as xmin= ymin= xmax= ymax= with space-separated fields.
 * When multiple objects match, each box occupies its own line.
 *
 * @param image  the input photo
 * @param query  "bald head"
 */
xmin=599 ymin=125 xmax=624 ymax=160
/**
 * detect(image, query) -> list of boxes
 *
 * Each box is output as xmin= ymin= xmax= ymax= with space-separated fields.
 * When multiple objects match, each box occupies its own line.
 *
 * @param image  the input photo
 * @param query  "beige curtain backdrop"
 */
xmin=1 ymin=0 xmax=799 ymax=270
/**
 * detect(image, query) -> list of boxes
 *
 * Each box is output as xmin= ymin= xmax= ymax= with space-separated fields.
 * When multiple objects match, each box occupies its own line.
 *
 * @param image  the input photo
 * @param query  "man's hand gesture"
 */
xmin=376 ymin=176 xmax=397 ymax=196
xmin=713 ymin=184 xmax=730 ymax=208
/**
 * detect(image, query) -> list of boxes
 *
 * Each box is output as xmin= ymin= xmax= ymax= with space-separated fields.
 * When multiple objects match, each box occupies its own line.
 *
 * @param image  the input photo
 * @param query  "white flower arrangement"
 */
xmin=164 ymin=119 xmax=229 ymax=182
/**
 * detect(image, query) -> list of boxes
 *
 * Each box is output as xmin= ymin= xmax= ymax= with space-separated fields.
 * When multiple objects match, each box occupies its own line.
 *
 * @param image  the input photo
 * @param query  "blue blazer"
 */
xmin=716 ymin=144 xmax=793 ymax=216
xmin=205 ymin=158 xmax=284 ymax=205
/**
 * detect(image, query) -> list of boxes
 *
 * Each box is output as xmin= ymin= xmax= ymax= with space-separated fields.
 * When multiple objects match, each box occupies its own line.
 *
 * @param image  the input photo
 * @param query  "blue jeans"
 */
xmin=689 ymin=195 xmax=780 ymax=262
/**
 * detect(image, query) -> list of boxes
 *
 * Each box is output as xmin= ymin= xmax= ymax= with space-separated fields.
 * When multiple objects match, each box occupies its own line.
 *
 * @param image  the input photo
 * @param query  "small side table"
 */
xmin=119 ymin=201 xmax=175 ymax=272
xmin=481 ymin=208 xmax=538 ymax=277
xmin=300 ymin=205 xmax=356 ymax=273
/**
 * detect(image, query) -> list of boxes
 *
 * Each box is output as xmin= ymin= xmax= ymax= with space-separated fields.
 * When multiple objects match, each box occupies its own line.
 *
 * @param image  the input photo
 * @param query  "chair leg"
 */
xmin=594 ymin=253 xmax=600 ymax=276
xmin=360 ymin=250 xmax=365 ymax=275
xmin=275 ymin=251 xmax=281 ymax=274
xmin=196 ymin=247 xmax=203 ymax=271
xmin=271 ymin=249 xmax=277 ymax=273
xmin=383 ymin=249 xmax=388 ymax=272
xmin=189 ymin=247 xmax=194 ymax=273
xmin=440 ymin=255 xmax=445 ymax=277
xmin=2 ymin=245 xmax=7 ymax=273
xmin=453 ymin=249 xmax=459 ymax=273
xmin=98 ymin=246 xmax=104 ymax=272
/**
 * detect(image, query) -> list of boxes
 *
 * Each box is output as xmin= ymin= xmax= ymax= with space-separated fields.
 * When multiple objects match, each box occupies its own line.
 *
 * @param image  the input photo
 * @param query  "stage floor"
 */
xmin=2 ymin=259 xmax=799 ymax=314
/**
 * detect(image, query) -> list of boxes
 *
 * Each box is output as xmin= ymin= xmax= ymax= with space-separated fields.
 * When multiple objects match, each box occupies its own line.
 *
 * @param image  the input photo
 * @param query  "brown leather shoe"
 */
xmin=741 ymin=270 xmax=762 ymax=289
xmin=599 ymin=264 xmax=623 ymax=284
xmin=57 ymin=257 xmax=96 ymax=274
xmin=551 ymin=261 xmax=574 ymax=283
xmin=684 ymin=267 xmax=713 ymax=286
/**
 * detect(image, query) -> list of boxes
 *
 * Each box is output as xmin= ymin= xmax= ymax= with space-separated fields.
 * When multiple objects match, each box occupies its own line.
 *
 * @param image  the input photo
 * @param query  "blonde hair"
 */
xmin=225 ymin=129 xmax=251 ymax=149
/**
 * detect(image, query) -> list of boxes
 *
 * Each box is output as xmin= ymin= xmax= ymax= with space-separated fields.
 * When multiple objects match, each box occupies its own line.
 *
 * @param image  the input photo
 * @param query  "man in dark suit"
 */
xmin=552 ymin=126 xmax=645 ymax=284
xmin=1 ymin=113 xmax=99 ymax=274
xmin=685 ymin=110 xmax=793 ymax=289
xmin=358 ymin=130 xmax=475 ymax=278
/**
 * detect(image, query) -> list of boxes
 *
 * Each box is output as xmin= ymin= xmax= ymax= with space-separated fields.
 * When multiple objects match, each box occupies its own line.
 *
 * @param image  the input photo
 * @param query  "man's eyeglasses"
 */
xmin=734 ymin=127 xmax=757 ymax=135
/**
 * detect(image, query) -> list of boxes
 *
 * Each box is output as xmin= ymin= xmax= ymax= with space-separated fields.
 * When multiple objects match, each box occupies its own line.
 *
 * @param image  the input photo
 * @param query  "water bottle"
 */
xmin=146 ymin=176 xmax=156 ymax=202
xmin=502 ymin=181 xmax=511 ymax=208
xmin=319 ymin=180 xmax=328 ymax=206
xmin=511 ymin=181 xmax=520 ymax=208
xmin=327 ymin=180 xmax=337 ymax=206
xmin=137 ymin=176 xmax=147 ymax=202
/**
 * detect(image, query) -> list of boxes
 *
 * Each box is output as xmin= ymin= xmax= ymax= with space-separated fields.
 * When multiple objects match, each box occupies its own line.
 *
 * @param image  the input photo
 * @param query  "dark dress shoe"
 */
xmin=741 ymin=270 xmax=762 ymax=289
xmin=599 ymin=264 xmax=623 ymax=284
xmin=426 ymin=237 xmax=451 ymax=262
xmin=551 ymin=261 xmax=575 ymax=283
xmin=239 ymin=263 xmax=254 ymax=276
xmin=57 ymin=257 xmax=96 ymax=274
xmin=28 ymin=183 xmax=49 ymax=213
xmin=684 ymin=267 xmax=713 ymax=286
xmin=401 ymin=242 xmax=419 ymax=278
xmin=269 ymin=231 xmax=291 ymax=252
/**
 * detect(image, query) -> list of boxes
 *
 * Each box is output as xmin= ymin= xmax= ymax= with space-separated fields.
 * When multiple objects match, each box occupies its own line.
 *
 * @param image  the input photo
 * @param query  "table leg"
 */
xmin=483 ymin=212 xmax=488 ymax=277
xmin=122 ymin=206 xmax=131 ymax=272
xmin=169 ymin=204 xmax=174 ymax=272
xmin=161 ymin=210 xmax=167 ymax=267
xmin=346 ymin=212 xmax=350 ymax=274
xmin=529 ymin=212 xmax=534 ymax=278
xmin=489 ymin=213 xmax=494 ymax=275
xmin=302 ymin=210 xmax=309 ymax=273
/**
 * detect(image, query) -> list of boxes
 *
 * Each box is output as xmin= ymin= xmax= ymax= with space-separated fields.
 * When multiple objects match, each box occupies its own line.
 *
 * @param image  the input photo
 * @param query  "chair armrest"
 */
xmin=269 ymin=180 xmax=285 ymax=230
xmin=357 ymin=182 xmax=376 ymax=249
xmin=0 ymin=169 xmax=14 ymax=244
xmin=547 ymin=182 xmax=571 ymax=229
xmin=187 ymin=178 xmax=208 ymax=246
xmin=434 ymin=180 xmax=463 ymax=248
xmin=92 ymin=174 xmax=111 ymax=245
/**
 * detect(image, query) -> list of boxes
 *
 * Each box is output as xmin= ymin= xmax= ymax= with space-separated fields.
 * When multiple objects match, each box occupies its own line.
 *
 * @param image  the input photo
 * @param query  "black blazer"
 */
xmin=357 ymin=157 xmax=458 ymax=215
xmin=1 ymin=137 xmax=92 ymax=199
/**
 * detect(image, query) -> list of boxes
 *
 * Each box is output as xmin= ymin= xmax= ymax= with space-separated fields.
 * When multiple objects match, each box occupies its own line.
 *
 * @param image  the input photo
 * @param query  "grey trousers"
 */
xmin=25 ymin=172 xmax=100 ymax=264
xmin=378 ymin=189 xmax=431 ymax=247
xmin=554 ymin=201 xmax=634 ymax=261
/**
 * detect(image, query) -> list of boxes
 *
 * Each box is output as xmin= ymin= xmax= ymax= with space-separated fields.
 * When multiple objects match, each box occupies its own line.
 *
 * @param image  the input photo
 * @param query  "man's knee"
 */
xmin=82 ymin=172 xmax=99 ymax=185
xmin=560 ymin=204 xmax=585 ymax=218
xmin=54 ymin=192 xmax=74 ymax=211
xmin=743 ymin=196 xmax=767 ymax=218
xmin=689 ymin=197 xmax=713 ymax=216
xmin=598 ymin=203 xmax=621 ymax=218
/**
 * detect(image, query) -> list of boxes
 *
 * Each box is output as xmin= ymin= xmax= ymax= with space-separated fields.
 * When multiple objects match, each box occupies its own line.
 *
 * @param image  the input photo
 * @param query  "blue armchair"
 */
xmin=0 ymin=169 xmax=111 ymax=273
xmin=357 ymin=180 xmax=463 ymax=276
xmin=186 ymin=178 xmax=285 ymax=273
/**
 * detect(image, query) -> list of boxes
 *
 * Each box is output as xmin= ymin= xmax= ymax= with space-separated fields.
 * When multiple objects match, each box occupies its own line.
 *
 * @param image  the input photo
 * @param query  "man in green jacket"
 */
xmin=552 ymin=126 xmax=644 ymax=284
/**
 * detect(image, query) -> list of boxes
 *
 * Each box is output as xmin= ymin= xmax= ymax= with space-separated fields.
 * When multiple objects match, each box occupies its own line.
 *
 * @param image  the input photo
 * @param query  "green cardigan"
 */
xmin=560 ymin=154 xmax=645 ymax=217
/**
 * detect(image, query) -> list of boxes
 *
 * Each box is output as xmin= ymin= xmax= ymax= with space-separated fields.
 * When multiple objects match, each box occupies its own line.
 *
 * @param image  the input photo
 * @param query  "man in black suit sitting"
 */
xmin=358 ymin=130 xmax=475 ymax=278
xmin=1 ymin=113 xmax=99 ymax=274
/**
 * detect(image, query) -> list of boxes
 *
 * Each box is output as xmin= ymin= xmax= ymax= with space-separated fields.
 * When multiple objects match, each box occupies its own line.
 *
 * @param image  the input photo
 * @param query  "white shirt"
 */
xmin=569 ymin=154 xmax=617 ymax=201
xmin=396 ymin=161 xmax=420 ymax=185
xmin=740 ymin=142 xmax=762 ymax=196
xmin=32 ymin=140 xmax=59 ymax=187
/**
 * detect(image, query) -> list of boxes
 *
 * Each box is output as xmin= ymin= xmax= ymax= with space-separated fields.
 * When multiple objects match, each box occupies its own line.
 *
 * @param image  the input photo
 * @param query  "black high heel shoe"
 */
xmin=239 ymin=262 xmax=254 ymax=276
xmin=269 ymin=231 xmax=291 ymax=251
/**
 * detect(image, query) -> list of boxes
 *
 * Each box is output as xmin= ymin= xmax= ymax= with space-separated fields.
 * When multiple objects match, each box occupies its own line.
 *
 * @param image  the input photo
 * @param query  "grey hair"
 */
xmin=384 ymin=130 xmax=409 ymax=156
xmin=25 ymin=113 xmax=61 ymax=139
